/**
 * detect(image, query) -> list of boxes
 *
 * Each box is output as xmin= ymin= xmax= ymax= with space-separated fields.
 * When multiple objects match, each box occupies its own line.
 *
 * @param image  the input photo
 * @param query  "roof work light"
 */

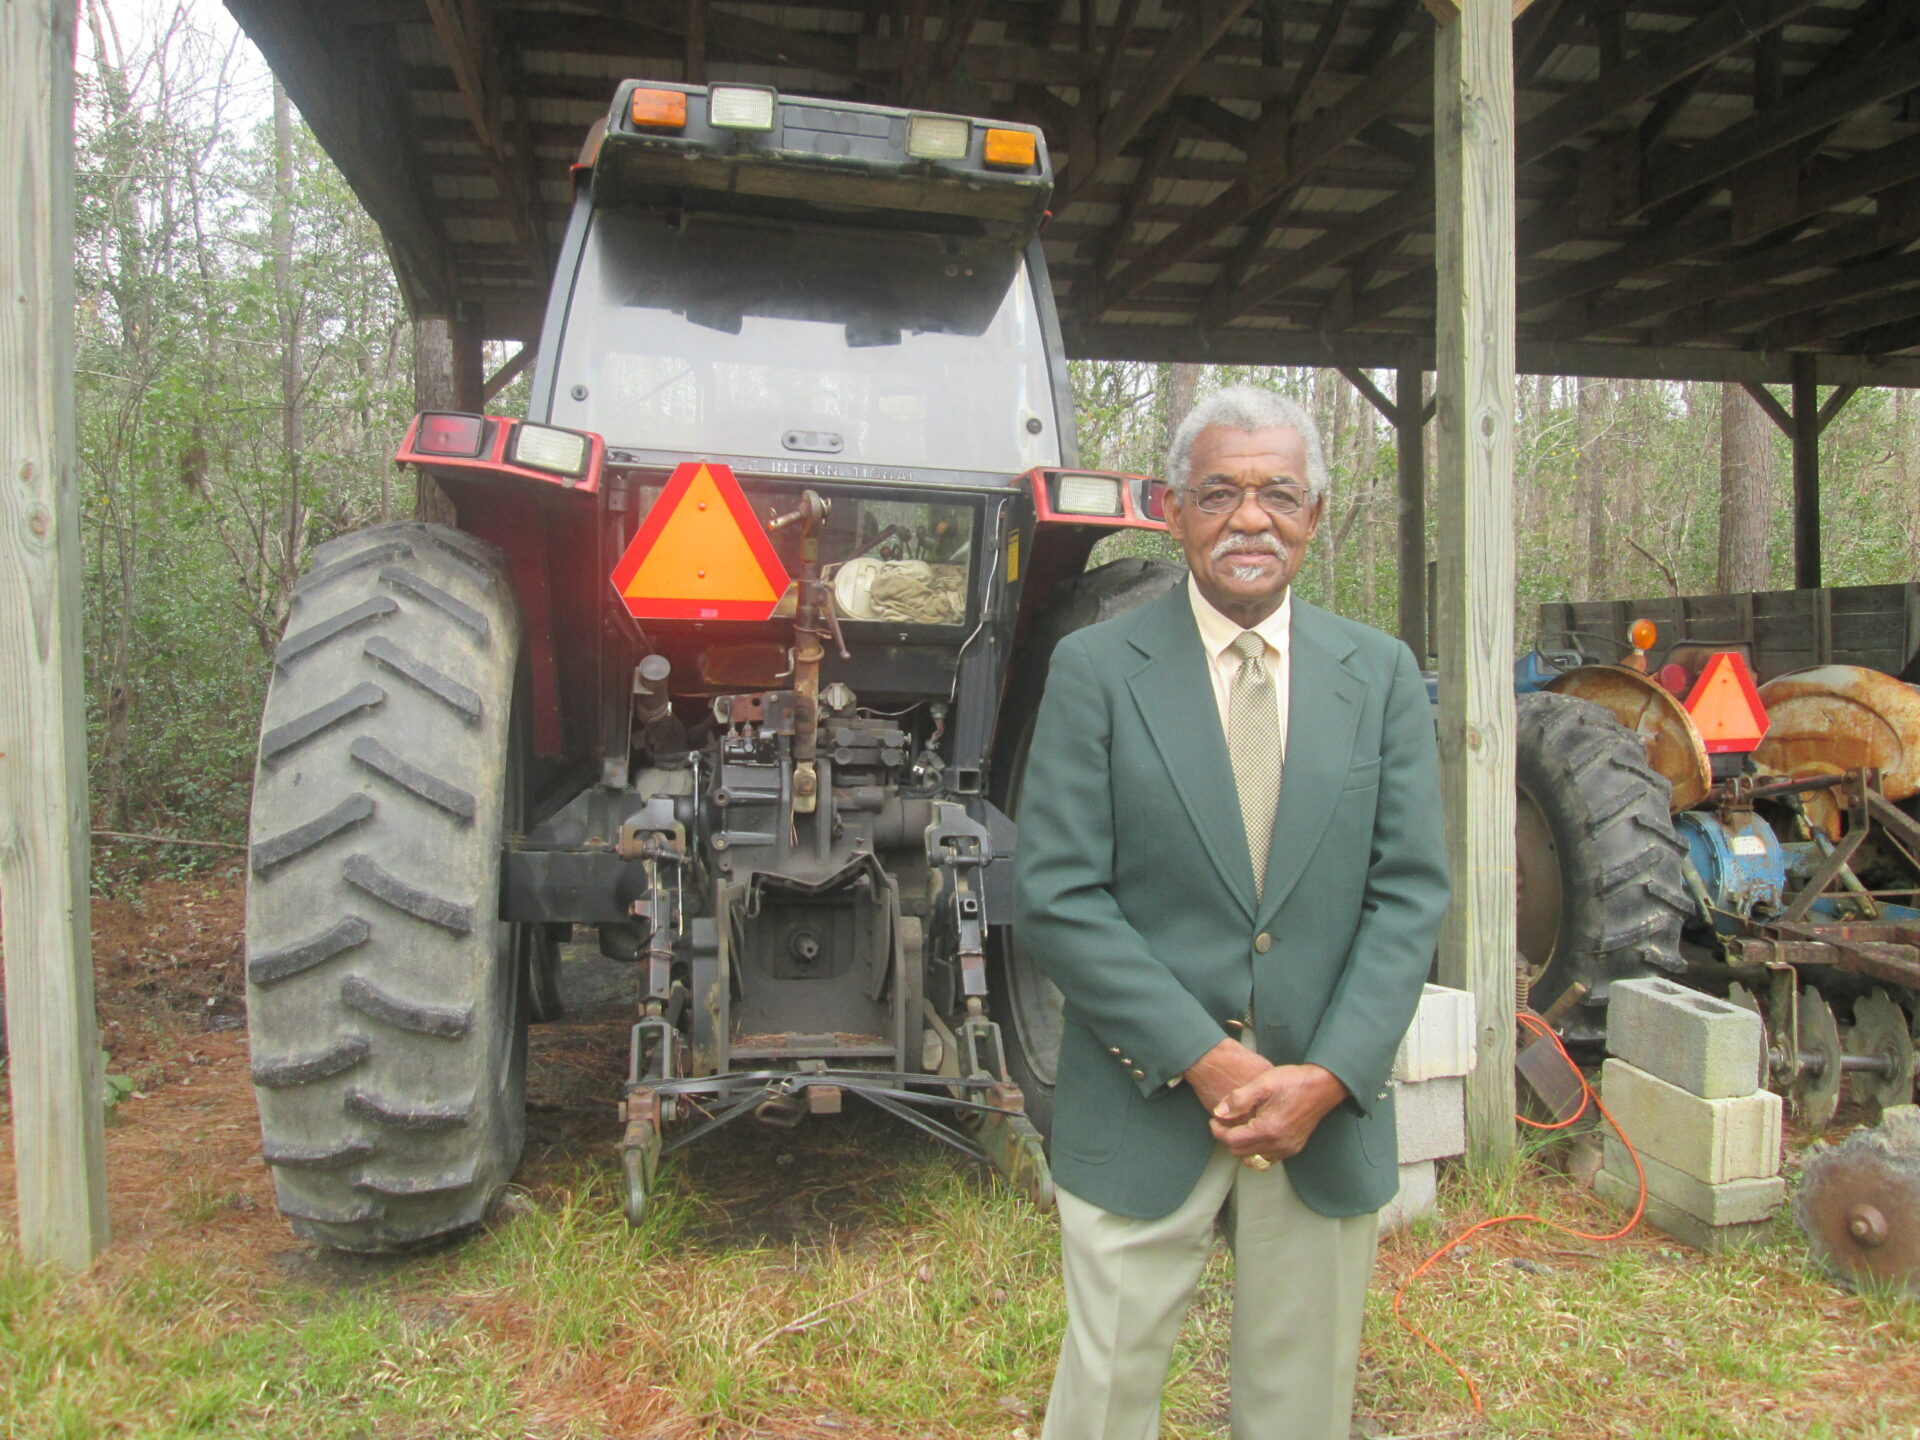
xmin=906 ymin=114 xmax=970 ymax=160
xmin=708 ymin=84 xmax=776 ymax=131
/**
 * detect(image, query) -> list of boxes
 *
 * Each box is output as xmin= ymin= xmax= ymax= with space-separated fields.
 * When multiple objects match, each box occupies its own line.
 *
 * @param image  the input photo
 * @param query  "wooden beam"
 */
xmin=1432 ymin=0 xmax=1517 ymax=1167
xmin=1058 ymin=0 xmax=1254 ymax=206
xmin=1760 ymin=280 xmax=1920 ymax=353
xmin=1633 ymin=38 xmax=1920 ymax=218
xmin=1554 ymin=220 xmax=1891 ymax=336
xmin=483 ymin=344 xmax=532 ymax=403
xmin=1665 ymin=248 xmax=1920 ymax=347
xmin=1089 ymin=29 xmax=1433 ymax=313
xmin=1212 ymin=0 xmax=1821 ymax=326
xmin=1817 ymin=383 xmax=1859 ymax=433
xmin=1395 ymin=365 xmax=1428 ymax=660
xmin=1740 ymin=381 xmax=1795 ymax=434
xmin=1062 ymin=320 xmax=1920 ymax=387
xmin=1337 ymin=365 xmax=1399 ymax=424
xmin=1080 ymin=116 xmax=1188 ymax=285
xmin=1289 ymin=0 xmax=1356 ymax=123
xmin=1 ymin=0 xmax=110 ymax=1269
xmin=1791 ymin=353 xmax=1821 ymax=589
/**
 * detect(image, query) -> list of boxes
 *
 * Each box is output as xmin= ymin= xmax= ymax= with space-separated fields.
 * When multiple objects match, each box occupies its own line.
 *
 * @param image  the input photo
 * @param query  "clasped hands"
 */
xmin=1184 ymin=1038 xmax=1348 ymax=1168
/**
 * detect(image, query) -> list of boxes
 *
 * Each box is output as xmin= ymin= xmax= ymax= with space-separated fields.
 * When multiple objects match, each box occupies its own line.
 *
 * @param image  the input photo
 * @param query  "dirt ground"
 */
xmin=0 ymin=870 xmax=917 ymax=1278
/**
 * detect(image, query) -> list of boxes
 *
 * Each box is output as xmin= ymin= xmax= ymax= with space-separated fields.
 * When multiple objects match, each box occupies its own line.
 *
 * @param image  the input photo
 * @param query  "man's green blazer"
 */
xmin=1011 ymin=584 xmax=1450 ymax=1221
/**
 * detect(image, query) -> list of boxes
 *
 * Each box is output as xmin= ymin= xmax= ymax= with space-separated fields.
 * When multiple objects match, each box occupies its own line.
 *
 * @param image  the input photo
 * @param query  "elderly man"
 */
xmin=1012 ymin=385 xmax=1449 ymax=1440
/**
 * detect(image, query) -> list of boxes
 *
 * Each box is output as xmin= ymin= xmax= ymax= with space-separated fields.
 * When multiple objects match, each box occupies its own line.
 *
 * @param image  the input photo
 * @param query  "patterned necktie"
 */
xmin=1228 ymin=631 xmax=1282 ymax=899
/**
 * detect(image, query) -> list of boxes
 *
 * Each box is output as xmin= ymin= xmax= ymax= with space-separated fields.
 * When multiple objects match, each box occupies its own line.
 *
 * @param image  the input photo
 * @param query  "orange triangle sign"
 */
xmin=1682 ymin=651 xmax=1770 ymax=754
xmin=610 ymin=461 xmax=791 ymax=621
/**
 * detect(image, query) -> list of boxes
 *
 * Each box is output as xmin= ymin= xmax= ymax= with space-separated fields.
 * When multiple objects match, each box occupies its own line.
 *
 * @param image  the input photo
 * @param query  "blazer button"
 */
xmin=1254 ymin=932 xmax=1273 ymax=954
xmin=1131 ymin=1068 xmax=1145 ymax=1080
xmin=1109 ymin=1047 xmax=1122 ymax=1056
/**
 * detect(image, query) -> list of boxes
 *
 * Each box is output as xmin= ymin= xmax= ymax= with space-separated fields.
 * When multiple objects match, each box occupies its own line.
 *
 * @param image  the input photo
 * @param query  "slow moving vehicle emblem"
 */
xmin=611 ymin=460 xmax=792 ymax=620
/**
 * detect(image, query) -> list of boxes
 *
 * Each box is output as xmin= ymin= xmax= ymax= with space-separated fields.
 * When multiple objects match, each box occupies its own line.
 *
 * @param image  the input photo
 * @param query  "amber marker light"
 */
xmin=1629 ymin=617 xmax=1659 ymax=651
xmin=983 ymin=128 xmax=1037 ymax=168
xmin=630 ymin=88 xmax=688 ymax=129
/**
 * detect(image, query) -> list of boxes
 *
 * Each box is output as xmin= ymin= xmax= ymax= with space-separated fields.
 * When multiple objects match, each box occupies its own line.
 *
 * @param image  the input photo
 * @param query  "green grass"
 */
xmin=3 ymin=1124 xmax=1917 ymax=1440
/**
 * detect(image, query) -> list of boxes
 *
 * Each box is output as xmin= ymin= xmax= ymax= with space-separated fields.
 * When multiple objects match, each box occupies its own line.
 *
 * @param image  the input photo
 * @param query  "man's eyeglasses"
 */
xmin=1182 ymin=483 xmax=1316 ymax=517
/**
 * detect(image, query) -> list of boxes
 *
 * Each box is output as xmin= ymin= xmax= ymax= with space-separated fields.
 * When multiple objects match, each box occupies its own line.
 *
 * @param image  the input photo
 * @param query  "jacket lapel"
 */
xmin=1124 ymin=588 xmax=1257 ymax=921
xmin=1257 ymin=601 xmax=1362 ymax=924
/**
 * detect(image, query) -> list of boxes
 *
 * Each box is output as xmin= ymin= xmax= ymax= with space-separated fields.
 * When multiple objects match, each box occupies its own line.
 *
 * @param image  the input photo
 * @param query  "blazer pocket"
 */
xmin=1340 ymin=757 xmax=1383 ymax=791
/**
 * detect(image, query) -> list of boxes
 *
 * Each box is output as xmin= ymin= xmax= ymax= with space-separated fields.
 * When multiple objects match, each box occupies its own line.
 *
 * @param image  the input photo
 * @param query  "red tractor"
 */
xmin=244 ymin=82 xmax=1180 ymax=1251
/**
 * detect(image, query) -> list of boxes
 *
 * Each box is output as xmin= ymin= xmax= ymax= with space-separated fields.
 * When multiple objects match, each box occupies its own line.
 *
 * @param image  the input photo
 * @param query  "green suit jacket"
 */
xmin=1011 ymin=585 xmax=1450 ymax=1220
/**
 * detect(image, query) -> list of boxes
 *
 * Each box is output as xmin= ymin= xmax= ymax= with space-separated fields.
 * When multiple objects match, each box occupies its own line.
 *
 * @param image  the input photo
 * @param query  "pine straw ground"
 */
xmin=1 ymin=873 xmax=1917 ymax=1439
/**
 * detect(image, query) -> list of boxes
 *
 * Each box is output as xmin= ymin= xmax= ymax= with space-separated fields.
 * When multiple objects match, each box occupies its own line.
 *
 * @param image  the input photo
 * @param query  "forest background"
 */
xmin=72 ymin=1 xmax=1920 ymax=863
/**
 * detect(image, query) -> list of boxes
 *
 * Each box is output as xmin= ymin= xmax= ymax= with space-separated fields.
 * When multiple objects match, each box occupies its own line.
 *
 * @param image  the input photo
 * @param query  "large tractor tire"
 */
xmin=246 ymin=523 xmax=528 ymax=1252
xmin=1515 ymin=690 xmax=1691 ymax=1049
xmin=992 ymin=557 xmax=1185 ymax=1138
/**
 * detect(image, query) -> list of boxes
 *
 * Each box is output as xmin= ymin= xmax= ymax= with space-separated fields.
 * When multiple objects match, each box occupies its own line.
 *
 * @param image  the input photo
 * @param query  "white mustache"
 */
xmin=1211 ymin=534 xmax=1285 ymax=560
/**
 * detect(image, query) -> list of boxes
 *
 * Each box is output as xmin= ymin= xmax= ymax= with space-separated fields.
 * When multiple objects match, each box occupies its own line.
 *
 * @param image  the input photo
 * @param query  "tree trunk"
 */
xmin=1718 ymin=382 xmax=1773 ymax=592
xmin=1161 ymin=361 xmax=1201 ymax=461
xmin=1577 ymin=377 xmax=1610 ymax=600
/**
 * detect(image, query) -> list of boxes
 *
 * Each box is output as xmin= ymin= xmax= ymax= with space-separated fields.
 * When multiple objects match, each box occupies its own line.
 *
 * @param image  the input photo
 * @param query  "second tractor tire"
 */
xmin=1514 ymin=689 xmax=1691 ymax=1048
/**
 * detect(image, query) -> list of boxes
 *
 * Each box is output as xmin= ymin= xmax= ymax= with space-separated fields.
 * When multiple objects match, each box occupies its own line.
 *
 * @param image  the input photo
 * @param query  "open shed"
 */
xmin=8 ymin=0 xmax=1920 ymax=1264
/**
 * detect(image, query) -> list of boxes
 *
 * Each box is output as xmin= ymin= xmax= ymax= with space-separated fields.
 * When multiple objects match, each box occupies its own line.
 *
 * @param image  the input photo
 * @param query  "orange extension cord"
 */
xmin=1390 ymin=1011 xmax=1649 ymax=1414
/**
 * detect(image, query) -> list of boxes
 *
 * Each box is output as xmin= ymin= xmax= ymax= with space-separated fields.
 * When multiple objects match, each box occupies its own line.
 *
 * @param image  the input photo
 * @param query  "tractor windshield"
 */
xmin=546 ymin=207 xmax=1062 ymax=475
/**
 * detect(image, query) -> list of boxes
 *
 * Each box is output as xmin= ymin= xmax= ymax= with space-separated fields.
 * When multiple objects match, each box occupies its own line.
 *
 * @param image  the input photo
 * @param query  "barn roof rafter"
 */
xmin=224 ymin=0 xmax=1920 ymax=385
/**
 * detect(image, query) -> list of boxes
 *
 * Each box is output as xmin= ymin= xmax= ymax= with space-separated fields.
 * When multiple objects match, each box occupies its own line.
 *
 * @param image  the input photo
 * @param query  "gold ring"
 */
xmin=1244 ymin=1154 xmax=1273 ymax=1171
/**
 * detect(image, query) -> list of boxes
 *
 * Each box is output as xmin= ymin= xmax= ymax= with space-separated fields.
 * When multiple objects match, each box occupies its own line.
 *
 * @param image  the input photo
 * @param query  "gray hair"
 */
xmin=1163 ymin=384 xmax=1331 ymax=496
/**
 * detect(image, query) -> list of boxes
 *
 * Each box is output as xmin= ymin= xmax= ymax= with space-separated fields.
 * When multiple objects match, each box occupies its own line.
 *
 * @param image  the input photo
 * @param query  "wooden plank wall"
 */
xmin=1541 ymin=582 xmax=1920 ymax=681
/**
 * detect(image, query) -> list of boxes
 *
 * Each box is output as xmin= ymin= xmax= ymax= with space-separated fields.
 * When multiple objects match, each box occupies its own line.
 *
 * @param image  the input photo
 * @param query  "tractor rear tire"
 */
xmin=1515 ymin=690 xmax=1691 ymax=1049
xmin=992 ymin=557 xmax=1185 ymax=1138
xmin=246 ymin=522 xmax=527 ymax=1253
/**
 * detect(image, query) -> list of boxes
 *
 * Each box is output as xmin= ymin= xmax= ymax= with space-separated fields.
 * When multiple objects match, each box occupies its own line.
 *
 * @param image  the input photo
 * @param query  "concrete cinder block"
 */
xmin=1605 ymin=976 xmax=1764 ymax=1099
xmin=1379 ymin=1160 xmax=1438 ymax=1235
xmin=1601 ymin=1136 xmax=1785 ymax=1226
xmin=1593 ymin=1166 xmax=1781 ymax=1254
xmin=1393 ymin=1075 xmax=1466 ymax=1164
xmin=1393 ymin=984 xmax=1478 ymax=1082
xmin=1600 ymin=1059 xmax=1781 ymax=1183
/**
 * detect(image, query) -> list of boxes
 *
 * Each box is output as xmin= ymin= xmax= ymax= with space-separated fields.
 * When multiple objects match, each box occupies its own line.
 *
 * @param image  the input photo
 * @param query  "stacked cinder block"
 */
xmin=1381 ymin=984 xmax=1476 ymax=1233
xmin=1594 ymin=976 xmax=1785 ymax=1250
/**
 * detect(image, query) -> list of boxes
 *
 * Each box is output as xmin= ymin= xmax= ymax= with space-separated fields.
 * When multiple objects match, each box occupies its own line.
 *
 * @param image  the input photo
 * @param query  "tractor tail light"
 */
xmin=631 ymin=88 xmax=688 ymax=129
xmin=416 ymin=413 xmax=488 ymax=458
xmin=1629 ymin=617 xmax=1659 ymax=651
xmin=1142 ymin=481 xmax=1169 ymax=521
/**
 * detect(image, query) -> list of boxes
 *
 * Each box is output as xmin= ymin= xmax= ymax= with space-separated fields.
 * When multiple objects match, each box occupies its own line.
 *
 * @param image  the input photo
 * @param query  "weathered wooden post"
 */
xmin=1394 ymin=365 xmax=1429 ymax=662
xmin=1 ymin=0 xmax=112 ymax=1266
xmin=1429 ymin=0 xmax=1518 ymax=1165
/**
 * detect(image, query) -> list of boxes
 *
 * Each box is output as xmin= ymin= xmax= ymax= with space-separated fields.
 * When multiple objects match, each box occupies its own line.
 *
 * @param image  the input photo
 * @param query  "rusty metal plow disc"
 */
xmin=1755 ymin=666 xmax=1920 ymax=805
xmin=1795 ymin=1108 xmax=1920 ymax=1298
xmin=1795 ymin=987 xmax=1844 ymax=1133
xmin=1847 ymin=989 xmax=1918 ymax=1113
xmin=1545 ymin=666 xmax=1711 ymax=810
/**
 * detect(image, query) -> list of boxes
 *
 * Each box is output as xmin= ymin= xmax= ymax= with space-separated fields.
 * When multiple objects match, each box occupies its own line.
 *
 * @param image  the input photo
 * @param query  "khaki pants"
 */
xmin=1042 ymin=1145 xmax=1379 ymax=1440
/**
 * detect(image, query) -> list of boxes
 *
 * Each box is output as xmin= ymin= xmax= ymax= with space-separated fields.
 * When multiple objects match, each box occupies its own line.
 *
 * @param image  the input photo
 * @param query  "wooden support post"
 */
xmin=1395 ymin=365 xmax=1428 ymax=661
xmin=413 ymin=314 xmax=483 ymax=524
xmin=1790 ymin=353 xmax=1821 ymax=591
xmin=1 ymin=0 xmax=111 ymax=1269
xmin=1432 ymin=0 xmax=1517 ymax=1166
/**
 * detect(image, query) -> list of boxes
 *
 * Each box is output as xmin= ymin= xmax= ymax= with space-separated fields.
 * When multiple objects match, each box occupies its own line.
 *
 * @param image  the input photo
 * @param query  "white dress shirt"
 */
xmin=1187 ymin=574 xmax=1292 ymax=762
